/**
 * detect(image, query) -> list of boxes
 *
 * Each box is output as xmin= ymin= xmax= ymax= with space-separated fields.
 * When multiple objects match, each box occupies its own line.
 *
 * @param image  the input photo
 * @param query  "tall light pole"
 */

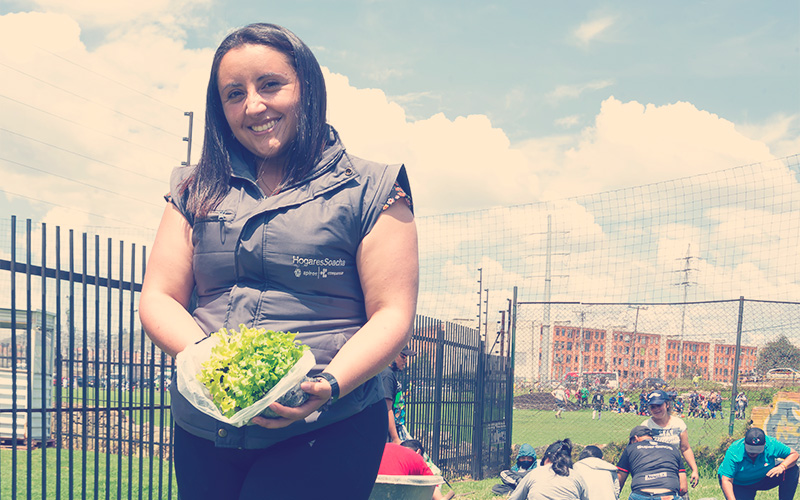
xmin=576 ymin=311 xmax=586 ymax=376
xmin=629 ymin=305 xmax=648 ymax=379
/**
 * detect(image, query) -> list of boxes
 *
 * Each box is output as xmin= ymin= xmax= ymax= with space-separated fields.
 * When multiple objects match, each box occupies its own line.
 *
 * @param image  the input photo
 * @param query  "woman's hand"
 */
xmin=249 ymin=377 xmax=333 ymax=429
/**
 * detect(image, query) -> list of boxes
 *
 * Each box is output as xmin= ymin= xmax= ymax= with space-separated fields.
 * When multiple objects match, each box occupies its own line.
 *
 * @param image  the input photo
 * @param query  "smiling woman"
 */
xmin=642 ymin=389 xmax=700 ymax=495
xmin=138 ymin=22 xmax=419 ymax=500
xmin=216 ymin=43 xmax=301 ymax=194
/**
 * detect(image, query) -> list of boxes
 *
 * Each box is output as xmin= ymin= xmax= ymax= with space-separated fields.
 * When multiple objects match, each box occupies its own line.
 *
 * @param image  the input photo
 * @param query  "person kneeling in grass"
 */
xmin=718 ymin=427 xmax=799 ymax=500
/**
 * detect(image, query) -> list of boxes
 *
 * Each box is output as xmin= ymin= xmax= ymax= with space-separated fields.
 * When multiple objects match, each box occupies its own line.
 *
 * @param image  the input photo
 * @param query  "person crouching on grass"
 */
xmin=718 ymin=427 xmax=799 ymax=500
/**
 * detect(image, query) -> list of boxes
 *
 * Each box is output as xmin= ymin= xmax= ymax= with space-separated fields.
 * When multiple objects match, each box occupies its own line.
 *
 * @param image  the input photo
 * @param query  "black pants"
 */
xmin=174 ymin=400 xmax=387 ymax=500
xmin=719 ymin=465 xmax=800 ymax=500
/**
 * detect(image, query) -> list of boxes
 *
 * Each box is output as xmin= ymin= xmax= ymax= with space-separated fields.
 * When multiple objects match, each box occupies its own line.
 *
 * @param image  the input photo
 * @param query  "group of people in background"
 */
xmin=503 ymin=389 xmax=798 ymax=500
xmin=554 ymin=384 xmax=750 ymax=422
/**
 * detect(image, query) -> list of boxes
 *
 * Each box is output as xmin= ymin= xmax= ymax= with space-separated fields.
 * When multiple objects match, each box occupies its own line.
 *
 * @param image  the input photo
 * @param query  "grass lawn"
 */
xmin=63 ymin=386 xmax=173 ymax=426
xmin=0 ymin=402 xmax=777 ymax=499
xmin=443 ymin=406 xmax=761 ymax=499
xmin=446 ymin=476 xmax=783 ymax=500
xmin=1 ymin=447 xmax=176 ymax=500
xmin=512 ymin=407 xmax=747 ymax=450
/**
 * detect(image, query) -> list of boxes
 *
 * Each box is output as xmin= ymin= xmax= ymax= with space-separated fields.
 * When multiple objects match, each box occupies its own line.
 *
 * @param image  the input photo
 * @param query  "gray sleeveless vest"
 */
xmin=167 ymin=128 xmax=410 ymax=448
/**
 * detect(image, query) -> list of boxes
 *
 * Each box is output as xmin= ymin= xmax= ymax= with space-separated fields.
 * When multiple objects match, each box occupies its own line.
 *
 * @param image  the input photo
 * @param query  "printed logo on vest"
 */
xmin=292 ymin=255 xmax=347 ymax=279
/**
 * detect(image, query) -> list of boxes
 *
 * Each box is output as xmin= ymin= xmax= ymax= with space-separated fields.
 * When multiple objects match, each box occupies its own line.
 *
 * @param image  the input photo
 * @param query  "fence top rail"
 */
xmin=517 ymin=298 xmax=800 ymax=307
xmin=0 ymin=258 xmax=142 ymax=292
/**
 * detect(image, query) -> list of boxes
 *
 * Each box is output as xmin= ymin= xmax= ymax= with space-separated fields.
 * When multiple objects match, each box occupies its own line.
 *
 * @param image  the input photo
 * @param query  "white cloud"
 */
xmin=390 ymin=91 xmax=435 ymax=105
xmin=0 ymin=11 xmax=210 ymax=234
xmin=547 ymin=79 xmax=614 ymax=101
xmin=520 ymin=97 xmax=776 ymax=201
xmin=574 ymin=16 xmax=616 ymax=45
xmin=554 ymin=115 xmax=581 ymax=129
xmin=368 ymin=67 xmax=403 ymax=82
xmin=324 ymin=69 xmax=538 ymax=214
xmin=27 ymin=0 xmax=212 ymax=29
xmin=736 ymin=113 xmax=800 ymax=159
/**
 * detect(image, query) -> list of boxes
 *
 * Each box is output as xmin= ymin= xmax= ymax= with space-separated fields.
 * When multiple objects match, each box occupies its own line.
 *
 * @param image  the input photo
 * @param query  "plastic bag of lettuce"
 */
xmin=175 ymin=324 xmax=316 ymax=427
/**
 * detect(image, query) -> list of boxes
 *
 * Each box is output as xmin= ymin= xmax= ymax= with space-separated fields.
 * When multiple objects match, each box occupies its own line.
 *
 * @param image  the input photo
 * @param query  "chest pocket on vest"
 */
xmin=192 ymin=208 xmax=239 ymax=298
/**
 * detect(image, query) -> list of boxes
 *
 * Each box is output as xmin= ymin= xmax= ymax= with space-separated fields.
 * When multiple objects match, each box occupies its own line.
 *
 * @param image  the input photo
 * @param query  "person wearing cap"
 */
xmin=642 ymin=389 xmax=700 ymax=490
xmin=718 ymin=427 xmax=799 ymax=500
xmin=617 ymin=425 xmax=687 ymax=500
xmin=381 ymin=346 xmax=416 ymax=444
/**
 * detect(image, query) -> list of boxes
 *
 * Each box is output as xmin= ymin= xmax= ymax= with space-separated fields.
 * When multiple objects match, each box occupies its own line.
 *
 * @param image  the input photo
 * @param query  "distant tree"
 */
xmin=756 ymin=335 xmax=800 ymax=374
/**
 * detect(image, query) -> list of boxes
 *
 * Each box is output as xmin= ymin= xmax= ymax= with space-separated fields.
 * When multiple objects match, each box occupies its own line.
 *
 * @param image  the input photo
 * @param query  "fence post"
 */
xmin=472 ymin=339 xmax=486 ymax=479
xmin=729 ymin=296 xmax=745 ymax=436
xmin=432 ymin=320 xmax=444 ymax=468
xmin=503 ymin=286 xmax=517 ymax=469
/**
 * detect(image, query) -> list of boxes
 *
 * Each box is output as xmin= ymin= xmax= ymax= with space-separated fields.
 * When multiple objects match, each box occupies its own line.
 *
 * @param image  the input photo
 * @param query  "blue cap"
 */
xmin=647 ymin=389 xmax=669 ymax=405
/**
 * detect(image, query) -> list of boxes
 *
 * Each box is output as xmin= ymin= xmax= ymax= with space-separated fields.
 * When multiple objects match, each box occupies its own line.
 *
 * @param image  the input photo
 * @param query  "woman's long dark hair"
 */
xmin=184 ymin=23 xmax=328 ymax=219
xmin=541 ymin=439 xmax=574 ymax=477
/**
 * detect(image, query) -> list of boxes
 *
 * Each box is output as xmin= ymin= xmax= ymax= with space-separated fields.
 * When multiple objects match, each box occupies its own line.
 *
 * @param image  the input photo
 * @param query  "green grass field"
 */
xmin=512 ymin=406 xmax=747 ymax=450
xmin=0 ymin=447 xmax=176 ymax=500
xmin=446 ymin=475 xmax=784 ymax=500
xmin=62 ymin=385 xmax=173 ymax=426
xmin=444 ymin=406 xmax=776 ymax=499
xmin=0 ymin=399 xmax=784 ymax=499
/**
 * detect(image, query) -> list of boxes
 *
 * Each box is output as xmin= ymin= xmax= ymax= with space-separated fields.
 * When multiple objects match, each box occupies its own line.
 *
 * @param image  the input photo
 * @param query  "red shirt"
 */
xmin=377 ymin=443 xmax=433 ymax=476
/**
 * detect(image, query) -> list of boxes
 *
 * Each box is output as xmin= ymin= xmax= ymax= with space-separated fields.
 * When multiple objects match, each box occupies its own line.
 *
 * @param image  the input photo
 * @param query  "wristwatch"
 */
xmin=316 ymin=372 xmax=340 ymax=405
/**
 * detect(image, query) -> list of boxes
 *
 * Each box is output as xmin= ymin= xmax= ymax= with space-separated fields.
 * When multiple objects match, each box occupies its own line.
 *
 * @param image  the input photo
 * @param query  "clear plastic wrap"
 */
xmin=175 ymin=335 xmax=316 ymax=427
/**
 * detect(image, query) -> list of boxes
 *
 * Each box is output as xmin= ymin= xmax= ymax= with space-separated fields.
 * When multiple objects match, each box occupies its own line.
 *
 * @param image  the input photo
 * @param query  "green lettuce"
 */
xmin=197 ymin=324 xmax=309 ymax=418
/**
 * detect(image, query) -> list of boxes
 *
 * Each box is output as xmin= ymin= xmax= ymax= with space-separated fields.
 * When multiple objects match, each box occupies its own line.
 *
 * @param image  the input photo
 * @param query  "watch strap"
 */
xmin=317 ymin=372 xmax=340 ymax=405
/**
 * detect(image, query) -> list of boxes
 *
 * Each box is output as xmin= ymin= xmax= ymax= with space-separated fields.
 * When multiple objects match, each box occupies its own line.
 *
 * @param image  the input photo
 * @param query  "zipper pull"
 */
xmin=214 ymin=210 xmax=234 ymax=244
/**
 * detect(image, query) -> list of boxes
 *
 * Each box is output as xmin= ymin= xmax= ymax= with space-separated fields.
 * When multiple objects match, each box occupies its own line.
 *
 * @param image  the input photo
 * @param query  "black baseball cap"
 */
xmin=647 ymin=389 xmax=669 ymax=406
xmin=629 ymin=425 xmax=653 ymax=441
xmin=744 ymin=428 xmax=766 ymax=454
xmin=401 ymin=346 xmax=417 ymax=357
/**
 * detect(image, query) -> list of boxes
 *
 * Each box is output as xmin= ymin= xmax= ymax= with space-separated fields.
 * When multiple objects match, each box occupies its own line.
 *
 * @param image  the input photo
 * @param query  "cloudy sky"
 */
xmin=1 ymin=0 xmax=797 ymax=235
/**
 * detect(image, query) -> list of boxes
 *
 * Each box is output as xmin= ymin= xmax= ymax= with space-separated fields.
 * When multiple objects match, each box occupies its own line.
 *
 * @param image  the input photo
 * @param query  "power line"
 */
xmin=36 ymin=45 xmax=185 ymax=113
xmin=0 ymin=60 xmax=182 ymax=139
xmin=0 ymin=156 xmax=163 ymax=209
xmin=0 ymin=128 xmax=164 ymax=182
xmin=0 ymin=187 xmax=154 ymax=230
xmin=0 ymin=93 xmax=182 ymax=162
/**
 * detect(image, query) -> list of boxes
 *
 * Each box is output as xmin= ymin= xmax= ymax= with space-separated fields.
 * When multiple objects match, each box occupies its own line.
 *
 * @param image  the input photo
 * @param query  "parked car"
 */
xmin=639 ymin=377 xmax=667 ymax=389
xmin=739 ymin=371 xmax=761 ymax=382
xmin=766 ymin=367 xmax=799 ymax=381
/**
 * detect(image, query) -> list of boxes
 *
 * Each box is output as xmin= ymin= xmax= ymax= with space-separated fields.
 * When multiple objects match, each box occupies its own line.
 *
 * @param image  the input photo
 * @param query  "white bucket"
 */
xmin=368 ymin=475 xmax=444 ymax=500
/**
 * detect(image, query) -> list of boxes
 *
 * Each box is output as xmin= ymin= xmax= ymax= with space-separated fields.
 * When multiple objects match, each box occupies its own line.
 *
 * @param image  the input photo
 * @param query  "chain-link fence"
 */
xmin=510 ymin=298 xmax=800 ymax=460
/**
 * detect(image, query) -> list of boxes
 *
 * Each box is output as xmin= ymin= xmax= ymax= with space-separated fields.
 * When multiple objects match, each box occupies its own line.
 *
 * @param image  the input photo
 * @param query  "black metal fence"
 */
xmin=1 ymin=216 xmax=513 ymax=498
xmin=403 ymin=315 xmax=512 ymax=479
xmin=0 ymin=217 xmax=175 ymax=499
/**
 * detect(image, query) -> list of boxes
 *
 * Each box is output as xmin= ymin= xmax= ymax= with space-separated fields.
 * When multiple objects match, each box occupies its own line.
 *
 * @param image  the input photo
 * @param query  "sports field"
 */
xmin=512 ymin=406 xmax=747 ymax=450
xmin=445 ymin=405 xmax=779 ymax=500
